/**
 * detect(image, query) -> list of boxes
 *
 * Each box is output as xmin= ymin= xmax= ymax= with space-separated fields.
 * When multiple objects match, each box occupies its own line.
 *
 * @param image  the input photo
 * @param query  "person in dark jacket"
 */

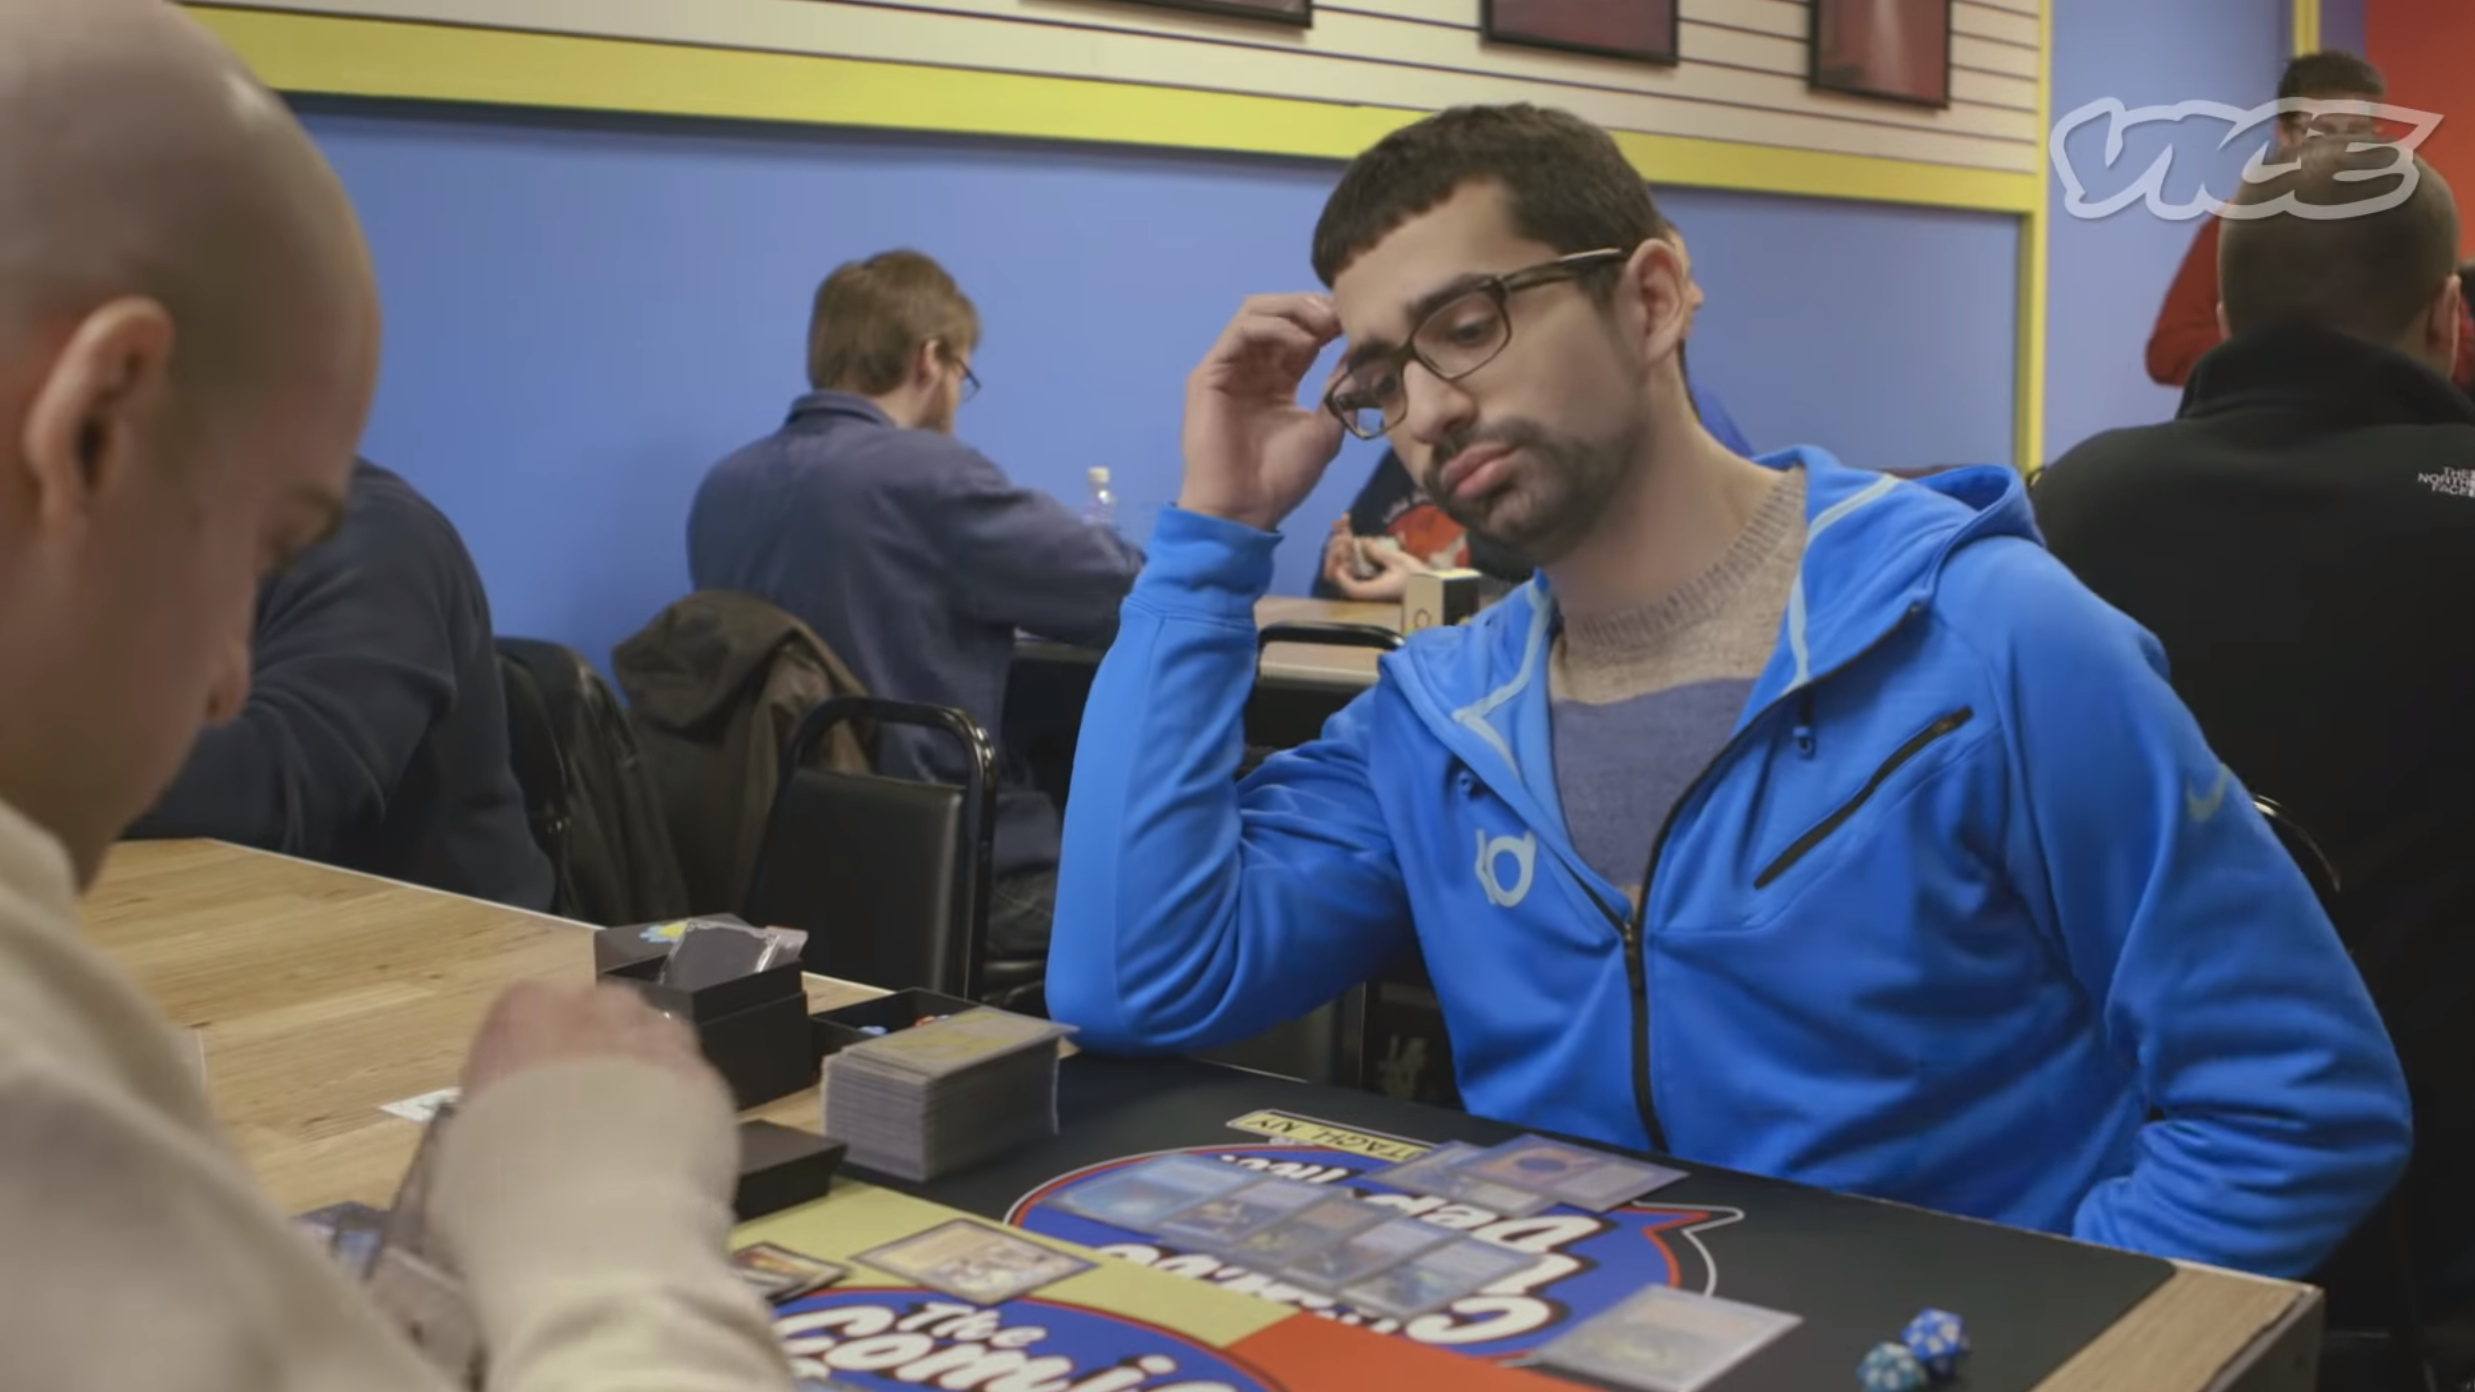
xmin=128 ymin=460 xmax=553 ymax=910
xmin=2040 ymin=139 xmax=2475 ymax=1307
xmin=689 ymin=250 xmax=1140 ymax=969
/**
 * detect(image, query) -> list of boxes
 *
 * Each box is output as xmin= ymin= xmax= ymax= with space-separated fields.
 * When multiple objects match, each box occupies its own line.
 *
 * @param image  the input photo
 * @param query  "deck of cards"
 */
xmin=1050 ymin=1154 xmax=1534 ymax=1322
xmin=1537 ymin=1284 xmax=1803 ymax=1392
xmin=1373 ymin=1135 xmax=1687 ymax=1215
xmin=821 ymin=1007 xmax=1072 ymax=1182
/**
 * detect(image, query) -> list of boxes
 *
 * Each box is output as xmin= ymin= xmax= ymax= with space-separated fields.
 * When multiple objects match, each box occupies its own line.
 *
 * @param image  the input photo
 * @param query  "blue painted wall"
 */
xmin=1668 ymin=187 xmax=2016 ymax=471
xmin=303 ymin=102 xmax=2017 ymax=667
xmin=2042 ymin=0 xmax=2288 ymax=462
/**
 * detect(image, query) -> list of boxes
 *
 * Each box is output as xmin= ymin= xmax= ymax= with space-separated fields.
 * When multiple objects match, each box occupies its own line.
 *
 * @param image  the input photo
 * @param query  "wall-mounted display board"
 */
xmin=1812 ymin=0 xmax=1955 ymax=108
xmin=1116 ymin=0 xmax=1309 ymax=25
xmin=1482 ymin=0 xmax=1678 ymax=65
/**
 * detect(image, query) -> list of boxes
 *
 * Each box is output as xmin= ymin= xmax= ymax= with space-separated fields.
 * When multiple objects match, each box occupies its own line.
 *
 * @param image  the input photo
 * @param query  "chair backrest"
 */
xmin=495 ymin=638 xmax=692 ymax=926
xmin=610 ymin=590 xmax=874 ymax=915
xmin=1254 ymin=621 xmax=1408 ymax=656
xmin=742 ymin=697 xmax=996 ymax=997
xmin=2254 ymin=794 xmax=2342 ymax=915
xmin=1242 ymin=622 xmax=1406 ymax=773
xmin=498 ymin=648 xmax=577 ymax=904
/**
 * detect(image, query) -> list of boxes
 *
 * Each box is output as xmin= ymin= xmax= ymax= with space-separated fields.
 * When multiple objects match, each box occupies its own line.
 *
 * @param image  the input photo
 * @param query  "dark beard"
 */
xmin=1426 ymin=418 xmax=1631 ymax=565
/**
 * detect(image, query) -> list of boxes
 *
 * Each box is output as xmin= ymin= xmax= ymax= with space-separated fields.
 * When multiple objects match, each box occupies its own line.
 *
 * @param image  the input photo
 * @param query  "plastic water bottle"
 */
xmin=1083 ymin=467 xmax=1116 ymax=530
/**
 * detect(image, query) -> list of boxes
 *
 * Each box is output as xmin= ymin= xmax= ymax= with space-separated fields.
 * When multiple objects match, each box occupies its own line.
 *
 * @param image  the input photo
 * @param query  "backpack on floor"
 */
xmin=496 ymin=638 xmax=693 ymax=926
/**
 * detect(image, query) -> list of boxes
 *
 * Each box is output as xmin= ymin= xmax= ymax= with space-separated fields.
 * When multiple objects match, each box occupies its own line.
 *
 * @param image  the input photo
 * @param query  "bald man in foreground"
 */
xmin=0 ymin=5 xmax=792 ymax=1388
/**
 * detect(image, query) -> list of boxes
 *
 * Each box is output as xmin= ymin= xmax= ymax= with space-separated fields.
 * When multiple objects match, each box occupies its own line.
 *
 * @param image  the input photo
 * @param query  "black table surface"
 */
xmin=888 ymin=1053 xmax=2177 ymax=1392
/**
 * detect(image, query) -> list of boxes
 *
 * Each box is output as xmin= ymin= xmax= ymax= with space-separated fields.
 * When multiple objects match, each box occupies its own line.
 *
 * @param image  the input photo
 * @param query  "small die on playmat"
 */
xmin=1858 ymin=1340 xmax=1928 ymax=1391
xmin=1902 ymin=1306 xmax=1969 ymax=1379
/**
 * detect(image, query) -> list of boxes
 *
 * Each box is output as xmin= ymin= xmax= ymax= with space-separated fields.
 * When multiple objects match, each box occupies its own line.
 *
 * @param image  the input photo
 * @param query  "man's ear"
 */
xmin=2215 ymin=300 xmax=2231 ymax=341
xmin=1664 ymin=231 xmax=1708 ymax=327
xmin=912 ymin=337 xmax=948 ymax=392
xmin=2430 ymin=276 xmax=2463 ymax=376
xmin=19 ymin=297 xmax=176 ymax=530
xmin=1623 ymin=237 xmax=1690 ymax=361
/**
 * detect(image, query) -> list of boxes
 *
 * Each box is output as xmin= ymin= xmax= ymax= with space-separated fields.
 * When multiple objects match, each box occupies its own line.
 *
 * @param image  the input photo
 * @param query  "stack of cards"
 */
xmin=1537 ymin=1285 xmax=1802 ymax=1392
xmin=1050 ymin=1155 xmax=1533 ymax=1321
xmin=821 ymin=1008 xmax=1073 ymax=1181
xmin=1372 ymin=1135 xmax=1687 ymax=1215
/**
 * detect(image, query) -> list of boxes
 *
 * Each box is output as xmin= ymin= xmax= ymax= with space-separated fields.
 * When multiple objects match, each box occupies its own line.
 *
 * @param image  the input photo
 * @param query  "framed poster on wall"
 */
xmin=1482 ymin=0 xmax=1678 ymax=65
xmin=1810 ymin=0 xmax=1953 ymax=107
xmin=1115 ymin=0 xmax=1310 ymax=24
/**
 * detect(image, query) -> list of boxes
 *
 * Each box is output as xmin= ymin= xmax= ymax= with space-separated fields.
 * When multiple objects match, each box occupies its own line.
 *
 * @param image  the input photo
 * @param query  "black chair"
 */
xmin=742 ymin=697 xmax=999 ymax=1002
xmin=1242 ymin=622 xmax=1405 ymax=775
xmin=2256 ymin=796 xmax=2437 ymax=1392
xmin=2255 ymin=794 xmax=2342 ymax=911
xmin=495 ymin=637 xmax=692 ymax=925
xmin=1206 ymin=622 xmax=1409 ymax=1088
xmin=1258 ymin=620 xmax=1405 ymax=650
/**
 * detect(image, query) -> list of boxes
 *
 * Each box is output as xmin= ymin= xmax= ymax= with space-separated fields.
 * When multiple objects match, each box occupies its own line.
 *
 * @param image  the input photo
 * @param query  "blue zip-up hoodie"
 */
xmin=1050 ymin=449 xmax=2410 ymax=1278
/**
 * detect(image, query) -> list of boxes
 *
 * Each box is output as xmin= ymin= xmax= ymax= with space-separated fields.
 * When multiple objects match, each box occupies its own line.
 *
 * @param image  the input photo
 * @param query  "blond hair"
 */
xmin=806 ymin=249 xmax=980 ymax=394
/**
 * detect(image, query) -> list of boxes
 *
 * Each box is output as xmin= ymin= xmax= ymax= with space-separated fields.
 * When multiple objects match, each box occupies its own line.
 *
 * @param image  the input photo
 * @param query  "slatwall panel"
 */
xmin=198 ymin=0 xmax=2044 ymax=173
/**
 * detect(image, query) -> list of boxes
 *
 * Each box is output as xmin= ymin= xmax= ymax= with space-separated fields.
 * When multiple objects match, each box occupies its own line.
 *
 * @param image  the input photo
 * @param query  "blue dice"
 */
xmin=1901 ymin=1307 xmax=1969 ymax=1380
xmin=1858 ymin=1341 xmax=1928 ymax=1391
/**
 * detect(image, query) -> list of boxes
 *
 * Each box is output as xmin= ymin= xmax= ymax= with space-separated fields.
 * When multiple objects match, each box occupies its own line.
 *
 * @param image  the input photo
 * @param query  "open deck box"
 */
xmin=599 ymin=916 xmax=813 ymax=1109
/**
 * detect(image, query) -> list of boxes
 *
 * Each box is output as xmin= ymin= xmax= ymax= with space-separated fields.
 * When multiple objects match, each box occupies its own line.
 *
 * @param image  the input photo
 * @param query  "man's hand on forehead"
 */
xmin=1176 ymin=292 xmax=1351 ymax=533
xmin=1200 ymin=293 xmax=1342 ymax=401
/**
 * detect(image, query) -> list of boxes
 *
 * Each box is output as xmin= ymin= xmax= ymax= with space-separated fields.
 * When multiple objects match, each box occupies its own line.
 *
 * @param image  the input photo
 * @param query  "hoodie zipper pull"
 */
xmin=1792 ymin=690 xmax=1817 ymax=758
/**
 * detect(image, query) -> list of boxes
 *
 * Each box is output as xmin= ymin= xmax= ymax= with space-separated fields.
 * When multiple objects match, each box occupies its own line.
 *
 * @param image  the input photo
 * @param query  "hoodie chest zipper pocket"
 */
xmin=1753 ymin=707 xmax=1974 ymax=890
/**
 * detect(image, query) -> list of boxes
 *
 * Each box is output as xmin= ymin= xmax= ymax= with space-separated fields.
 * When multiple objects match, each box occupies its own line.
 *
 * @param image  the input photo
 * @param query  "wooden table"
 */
xmin=77 ymin=838 xmax=863 ymax=1210
xmin=82 ymin=840 xmax=2321 ymax=1392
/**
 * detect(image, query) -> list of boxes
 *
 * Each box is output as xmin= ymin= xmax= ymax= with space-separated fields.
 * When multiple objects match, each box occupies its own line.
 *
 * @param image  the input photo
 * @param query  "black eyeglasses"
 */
xmin=933 ymin=340 xmax=981 ymax=404
xmin=1325 ymin=249 xmax=1627 ymax=440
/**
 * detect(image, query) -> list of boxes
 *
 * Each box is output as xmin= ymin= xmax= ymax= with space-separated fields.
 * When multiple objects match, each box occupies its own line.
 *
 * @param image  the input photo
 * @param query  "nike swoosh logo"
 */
xmin=2185 ymin=763 xmax=2230 ymax=823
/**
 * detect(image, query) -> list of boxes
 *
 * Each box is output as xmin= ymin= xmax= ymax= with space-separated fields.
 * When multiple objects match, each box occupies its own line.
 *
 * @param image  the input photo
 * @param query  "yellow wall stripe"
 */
xmin=186 ymin=6 xmax=2040 ymax=215
xmin=2292 ymin=0 xmax=2324 ymax=56
xmin=2015 ymin=0 xmax=2051 ymax=472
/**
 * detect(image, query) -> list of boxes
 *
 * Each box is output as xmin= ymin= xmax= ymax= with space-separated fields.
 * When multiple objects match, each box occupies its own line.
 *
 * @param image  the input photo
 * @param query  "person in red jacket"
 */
xmin=2148 ymin=51 xmax=2475 ymax=392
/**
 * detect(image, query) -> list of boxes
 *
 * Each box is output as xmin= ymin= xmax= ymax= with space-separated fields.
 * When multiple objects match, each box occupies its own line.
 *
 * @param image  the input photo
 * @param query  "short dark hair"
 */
xmin=2278 ymin=51 xmax=2384 ymax=100
xmin=1311 ymin=105 xmax=1669 ymax=288
xmin=2219 ymin=138 xmax=2457 ymax=344
xmin=807 ymin=249 xmax=980 ymax=394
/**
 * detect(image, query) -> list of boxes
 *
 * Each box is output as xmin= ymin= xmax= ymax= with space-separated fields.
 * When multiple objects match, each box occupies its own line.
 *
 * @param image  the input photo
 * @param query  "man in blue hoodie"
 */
xmin=1047 ymin=104 xmax=2410 ymax=1278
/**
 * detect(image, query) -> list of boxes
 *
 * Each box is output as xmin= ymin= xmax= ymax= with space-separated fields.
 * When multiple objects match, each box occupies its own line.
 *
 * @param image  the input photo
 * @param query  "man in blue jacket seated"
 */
xmin=693 ymin=249 xmax=1142 ymax=977
xmin=1046 ymin=103 xmax=2411 ymax=1278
